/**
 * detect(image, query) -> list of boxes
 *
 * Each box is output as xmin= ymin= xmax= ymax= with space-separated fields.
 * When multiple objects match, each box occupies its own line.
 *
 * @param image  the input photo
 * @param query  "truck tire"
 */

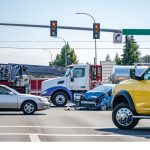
xmin=52 ymin=92 xmax=68 ymax=107
xmin=112 ymin=103 xmax=139 ymax=130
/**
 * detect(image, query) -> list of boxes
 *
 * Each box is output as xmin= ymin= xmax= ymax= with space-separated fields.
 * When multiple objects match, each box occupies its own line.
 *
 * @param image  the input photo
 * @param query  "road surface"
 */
xmin=0 ymin=107 xmax=150 ymax=142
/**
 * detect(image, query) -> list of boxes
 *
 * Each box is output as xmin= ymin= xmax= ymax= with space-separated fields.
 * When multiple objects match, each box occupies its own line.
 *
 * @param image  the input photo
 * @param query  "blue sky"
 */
xmin=0 ymin=0 xmax=150 ymax=65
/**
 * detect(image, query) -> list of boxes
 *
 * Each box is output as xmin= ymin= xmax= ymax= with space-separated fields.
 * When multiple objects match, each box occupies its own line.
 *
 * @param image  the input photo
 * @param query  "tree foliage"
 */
xmin=121 ymin=35 xmax=141 ymax=65
xmin=105 ymin=54 xmax=111 ymax=61
xmin=115 ymin=53 xmax=121 ymax=65
xmin=49 ymin=43 xmax=78 ymax=67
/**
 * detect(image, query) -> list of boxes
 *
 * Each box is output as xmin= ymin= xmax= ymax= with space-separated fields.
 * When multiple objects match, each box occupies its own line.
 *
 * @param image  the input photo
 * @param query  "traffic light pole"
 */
xmin=76 ymin=13 xmax=97 ymax=65
xmin=0 ymin=23 xmax=122 ymax=33
xmin=95 ymin=39 xmax=97 ymax=65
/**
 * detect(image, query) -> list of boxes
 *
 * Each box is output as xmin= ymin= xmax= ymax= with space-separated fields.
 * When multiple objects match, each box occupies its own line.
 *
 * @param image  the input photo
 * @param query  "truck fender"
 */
xmin=112 ymin=90 xmax=136 ymax=112
xmin=42 ymin=86 xmax=72 ymax=101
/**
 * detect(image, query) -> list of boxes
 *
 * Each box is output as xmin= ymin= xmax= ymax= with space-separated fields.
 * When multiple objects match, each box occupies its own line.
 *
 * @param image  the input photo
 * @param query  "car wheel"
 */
xmin=52 ymin=92 xmax=68 ymax=107
xmin=112 ymin=103 xmax=139 ymax=130
xmin=101 ymin=105 xmax=107 ymax=111
xmin=22 ymin=101 xmax=36 ymax=115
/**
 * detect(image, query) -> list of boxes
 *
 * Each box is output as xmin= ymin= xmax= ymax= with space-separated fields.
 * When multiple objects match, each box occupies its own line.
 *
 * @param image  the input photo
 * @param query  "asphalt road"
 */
xmin=0 ymin=106 xmax=150 ymax=142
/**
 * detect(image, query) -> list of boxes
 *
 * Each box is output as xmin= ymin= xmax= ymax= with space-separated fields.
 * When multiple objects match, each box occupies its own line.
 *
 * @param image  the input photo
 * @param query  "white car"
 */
xmin=0 ymin=85 xmax=50 ymax=115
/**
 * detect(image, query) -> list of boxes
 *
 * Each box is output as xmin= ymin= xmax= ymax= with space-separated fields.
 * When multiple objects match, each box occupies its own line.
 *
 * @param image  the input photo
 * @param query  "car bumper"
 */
xmin=37 ymin=101 xmax=50 ymax=110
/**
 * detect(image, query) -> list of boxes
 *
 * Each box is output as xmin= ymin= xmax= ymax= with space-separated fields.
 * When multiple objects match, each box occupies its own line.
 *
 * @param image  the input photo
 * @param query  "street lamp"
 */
xmin=53 ymin=37 xmax=67 ymax=67
xmin=42 ymin=49 xmax=53 ymax=62
xmin=76 ymin=12 xmax=97 ymax=65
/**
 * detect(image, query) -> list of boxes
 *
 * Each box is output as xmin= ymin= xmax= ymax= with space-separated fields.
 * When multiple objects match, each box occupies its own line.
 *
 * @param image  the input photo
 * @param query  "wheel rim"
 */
xmin=55 ymin=95 xmax=66 ymax=105
xmin=101 ymin=106 xmax=107 ymax=111
xmin=116 ymin=107 xmax=133 ymax=127
xmin=24 ymin=103 xmax=34 ymax=113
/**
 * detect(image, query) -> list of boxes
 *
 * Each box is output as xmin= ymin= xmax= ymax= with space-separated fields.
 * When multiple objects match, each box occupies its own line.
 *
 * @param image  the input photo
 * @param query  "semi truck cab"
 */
xmin=42 ymin=64 xmax=102 ymax=106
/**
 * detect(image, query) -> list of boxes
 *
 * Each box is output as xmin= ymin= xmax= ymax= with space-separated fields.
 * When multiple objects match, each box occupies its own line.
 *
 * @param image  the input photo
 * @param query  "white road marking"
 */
xmin=29 ymin=134 xmax=41 ymax=142
xmin=0 ymin=126 xmax=114 ymax=129
xmin=0 ymin=133 xmax=148 ymax=137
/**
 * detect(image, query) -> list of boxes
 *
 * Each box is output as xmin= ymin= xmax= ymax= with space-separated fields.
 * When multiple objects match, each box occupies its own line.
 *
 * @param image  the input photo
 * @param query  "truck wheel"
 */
xmin=112 ymin=103 xmax=139 ymax=130
xmin=52 ymin=92 xmax=68 ymax=107
xmin=22 ymin=101 xmax=36 ymax=115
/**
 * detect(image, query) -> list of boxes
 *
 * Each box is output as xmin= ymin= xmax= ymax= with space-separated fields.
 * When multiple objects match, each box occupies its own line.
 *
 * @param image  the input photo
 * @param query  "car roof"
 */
xmin=0 ymin=84 xmax=9 ymax=88
xmin=100 ymin=84 xmax=116 ymax=87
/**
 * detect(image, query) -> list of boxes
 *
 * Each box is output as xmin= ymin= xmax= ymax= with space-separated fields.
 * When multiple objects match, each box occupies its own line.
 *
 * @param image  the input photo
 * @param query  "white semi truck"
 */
xmin=42 ymin=64 xmax=102 ymax=106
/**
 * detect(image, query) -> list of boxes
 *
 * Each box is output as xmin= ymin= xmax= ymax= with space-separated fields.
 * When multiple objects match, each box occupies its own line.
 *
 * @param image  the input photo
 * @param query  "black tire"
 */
xmin=52 ymin=92 xmax=68 ymax=107
xmin=22 ymin=101 xmax=36 ymax=115
xmin=112 ymin=103 xmax=139 ymax=130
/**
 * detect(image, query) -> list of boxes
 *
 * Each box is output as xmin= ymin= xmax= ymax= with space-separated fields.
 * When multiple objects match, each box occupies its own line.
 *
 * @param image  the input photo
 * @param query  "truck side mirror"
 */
xmin=130 ymin=68 xmax=135 ymax=79
xmin=70 ymin=71 xmax=74 ymax=82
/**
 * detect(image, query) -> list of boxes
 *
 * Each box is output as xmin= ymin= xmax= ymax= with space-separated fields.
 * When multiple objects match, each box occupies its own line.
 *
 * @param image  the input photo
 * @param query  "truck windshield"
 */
xmin=65 ymin=67 xmax=73 ymax=76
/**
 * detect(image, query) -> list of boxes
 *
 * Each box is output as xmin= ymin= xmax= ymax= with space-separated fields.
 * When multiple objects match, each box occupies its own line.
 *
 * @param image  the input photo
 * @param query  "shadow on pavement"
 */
xmin=95 ymin=127 xmax=150 ymax=139
xmin=0 ymin=112 xmax=47 ymax=115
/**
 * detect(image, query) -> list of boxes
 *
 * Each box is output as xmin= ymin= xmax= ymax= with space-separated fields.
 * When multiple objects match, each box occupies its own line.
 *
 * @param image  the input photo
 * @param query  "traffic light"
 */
xmin=50 ymin=20 xmax=57 ymax=36
xmin=93 ymin=23 xmax=100 ymax=39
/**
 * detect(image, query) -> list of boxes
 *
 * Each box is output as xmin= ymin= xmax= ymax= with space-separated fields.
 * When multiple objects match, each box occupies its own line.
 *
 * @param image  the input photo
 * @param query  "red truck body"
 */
xmin=30 ymin=78 xmax=48 ymax=96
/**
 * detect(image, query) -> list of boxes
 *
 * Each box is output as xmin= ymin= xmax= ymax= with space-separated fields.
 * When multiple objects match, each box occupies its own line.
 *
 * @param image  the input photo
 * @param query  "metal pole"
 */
xmin=95 ymin=39 xmax=97 ymax=65
xmin=42 ymin=49 xmax=52 ymax=62
xmin=53 ymin=37 xmax=67 ymax=67
xmin=76 ymin=12 xmax=97 ymax=65
xmin=0 ymin=23 xmax=122 ymax=33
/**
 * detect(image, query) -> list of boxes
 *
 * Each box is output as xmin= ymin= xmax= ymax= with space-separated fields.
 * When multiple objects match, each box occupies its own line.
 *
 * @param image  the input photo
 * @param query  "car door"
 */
xmin=0 ymin=86 xmax=18 ymax=109
xmin=134 ymin=68 xmax=150 ymax=113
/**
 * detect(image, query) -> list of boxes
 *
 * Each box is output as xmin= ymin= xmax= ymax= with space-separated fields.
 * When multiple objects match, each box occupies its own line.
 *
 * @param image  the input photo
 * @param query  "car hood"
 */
xmin=83 ymin=91 xmax=105 ymax=101
xmin=18 ymin=94 xmax=44 ymax=99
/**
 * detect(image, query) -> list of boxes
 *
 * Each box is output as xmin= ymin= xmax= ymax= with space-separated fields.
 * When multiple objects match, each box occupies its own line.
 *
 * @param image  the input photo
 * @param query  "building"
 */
xmin=140 ymin=55 xmax=150 ymax=63
xmin=100 ymin=61 xmax=116 ymax=83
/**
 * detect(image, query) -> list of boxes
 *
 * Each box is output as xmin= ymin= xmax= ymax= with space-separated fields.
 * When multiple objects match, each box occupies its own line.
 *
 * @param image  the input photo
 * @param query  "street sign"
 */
xmin=113 ymin=32 xmax=122 ymax=44
xmin=123 ymin=29 xmax=150 ymax=35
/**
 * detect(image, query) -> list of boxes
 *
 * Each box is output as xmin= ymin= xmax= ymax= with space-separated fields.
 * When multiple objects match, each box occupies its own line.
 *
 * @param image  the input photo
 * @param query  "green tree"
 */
xmin=121 ymin=35 xmax=141 ymax=65
xmin=49 ymin=43 xmax=78 ymax=67
xmin=105 ymin=54 xmax=111 ymax=61
xmin=115 ymin=53 xmax=121 ymax=65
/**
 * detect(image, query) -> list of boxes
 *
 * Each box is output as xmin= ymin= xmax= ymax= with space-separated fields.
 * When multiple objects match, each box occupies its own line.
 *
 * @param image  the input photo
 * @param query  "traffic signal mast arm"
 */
xmin=0 ymin=23 xmax=122 ymax=33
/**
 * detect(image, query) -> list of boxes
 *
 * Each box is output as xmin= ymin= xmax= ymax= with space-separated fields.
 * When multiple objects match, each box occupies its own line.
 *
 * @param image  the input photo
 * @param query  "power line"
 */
xmin=0 ymin=40 xmax=150 ymax=43
xmin=0 ymin=47 xmax=150 ymax=50
xmin=0 ymin=40 xmax=112 ymax=43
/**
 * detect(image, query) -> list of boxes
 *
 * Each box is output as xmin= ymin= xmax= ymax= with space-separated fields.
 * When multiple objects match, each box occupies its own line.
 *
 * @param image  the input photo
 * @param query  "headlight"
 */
xmin=38 ymin=98 xmax=43 ymax=101
xmin=38 ymin=97 xmax=48 ymax=102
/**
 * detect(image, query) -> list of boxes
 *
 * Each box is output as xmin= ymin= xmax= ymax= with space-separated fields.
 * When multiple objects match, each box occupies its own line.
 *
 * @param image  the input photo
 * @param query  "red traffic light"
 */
xmin=50 ymin=20 xmax=57 ymax=36
xmin=93 ymin=23 xmax=100 ymax=39
xmin=51 ymin=21 xmax=56 ymax=26
xmin=94 ymin=24 xmax=99 ymax=29
xmin=94 ymin=23 xmax=100 ymax=32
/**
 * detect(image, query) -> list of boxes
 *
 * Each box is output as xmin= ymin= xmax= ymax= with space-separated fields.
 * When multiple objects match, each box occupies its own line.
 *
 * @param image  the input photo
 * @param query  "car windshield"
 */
xmin=93 ymin=85 xmax=112 ymax=94
xmin=65 ymin=67 xmax=73 ymax=76
xmin=6 ymin=86 xmax=20 ymax=95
